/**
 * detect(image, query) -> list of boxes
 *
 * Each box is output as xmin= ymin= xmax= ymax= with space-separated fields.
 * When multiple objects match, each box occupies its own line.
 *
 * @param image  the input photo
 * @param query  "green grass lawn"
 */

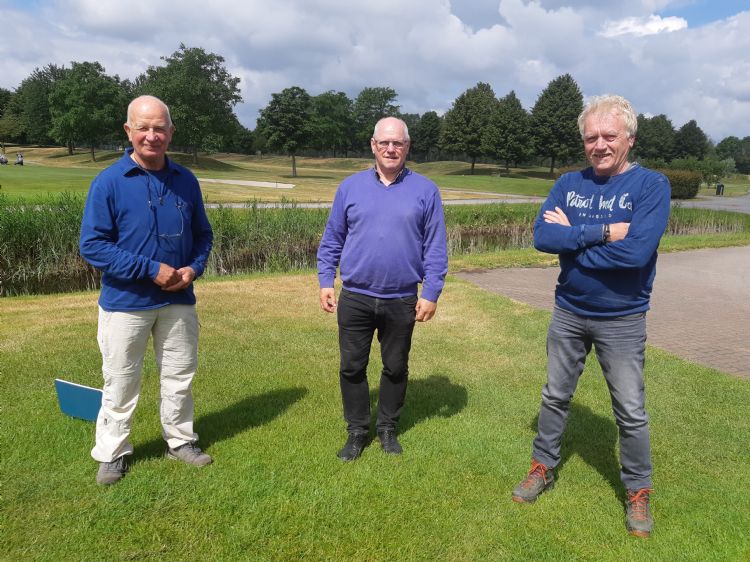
xmin=698 ymin=174 xmax=750 ymax=197
xmin=1 ymin=273 xmax=748 ymax=561
xmin=0 ymin=148 xmax=556 ymax=203
xmin=3 ymin=147 xmax=748 ymax=204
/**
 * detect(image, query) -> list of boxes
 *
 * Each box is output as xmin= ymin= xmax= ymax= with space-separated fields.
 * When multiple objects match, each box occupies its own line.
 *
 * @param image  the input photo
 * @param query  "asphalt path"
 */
xmin=457 ymin=246 xmax=750 ymax=379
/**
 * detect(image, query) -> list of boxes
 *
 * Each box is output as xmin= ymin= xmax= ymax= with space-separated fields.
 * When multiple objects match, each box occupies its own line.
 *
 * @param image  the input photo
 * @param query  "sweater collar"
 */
xmin=372 ymin=166 xmax=409 ymax=186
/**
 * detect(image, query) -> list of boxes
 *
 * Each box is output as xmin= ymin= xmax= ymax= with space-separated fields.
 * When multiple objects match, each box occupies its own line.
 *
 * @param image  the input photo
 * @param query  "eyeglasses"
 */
xmin=148 ymin=197 xmax=184 ymax=240
xmin=373 ymin=139 xmax=408 ymax=150
xmin=142 ymin=172 xmax=184 ymax=240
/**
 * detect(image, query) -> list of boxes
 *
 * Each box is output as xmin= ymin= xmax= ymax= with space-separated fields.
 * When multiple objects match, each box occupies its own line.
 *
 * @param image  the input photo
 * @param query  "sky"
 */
xmin=2 ymin=0 xmax=749 ymax=143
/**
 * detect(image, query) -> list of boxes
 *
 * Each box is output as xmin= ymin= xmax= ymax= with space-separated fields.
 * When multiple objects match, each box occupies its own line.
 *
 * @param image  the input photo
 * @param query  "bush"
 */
xmin=658 ymin=169 xmax=701 ymax=199
xmin=2 ymin=198 xmax=747 ymax=297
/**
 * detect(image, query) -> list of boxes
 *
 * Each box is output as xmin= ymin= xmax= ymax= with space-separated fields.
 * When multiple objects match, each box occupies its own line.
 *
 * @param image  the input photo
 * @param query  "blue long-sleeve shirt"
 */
xmin=534 ymin=163 xmax=671 ymax=317
xmin=80 ymin=149 xmax=213 ymax=311
xmin=317 ymin=168 xmax=448 ymax=302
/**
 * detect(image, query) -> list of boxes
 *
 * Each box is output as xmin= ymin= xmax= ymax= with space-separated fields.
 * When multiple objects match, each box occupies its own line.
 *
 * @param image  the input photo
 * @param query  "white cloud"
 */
xmin=0 ymin=0 xmax=748 ymax=141
xmin=599 ymin=14 xmax=688 ymax=37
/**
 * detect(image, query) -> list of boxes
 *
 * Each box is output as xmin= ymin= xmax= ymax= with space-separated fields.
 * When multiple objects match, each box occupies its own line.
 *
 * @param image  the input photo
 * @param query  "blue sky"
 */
xmin=660 ymin=0 xmax=749 ymax=26
xmin=1 ymin=0 xmax=749 ymax=141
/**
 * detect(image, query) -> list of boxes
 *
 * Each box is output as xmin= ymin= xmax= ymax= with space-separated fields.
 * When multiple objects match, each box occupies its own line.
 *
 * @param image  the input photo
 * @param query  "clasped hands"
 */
xmin=154 ymin=263 xmax=196 ymax=292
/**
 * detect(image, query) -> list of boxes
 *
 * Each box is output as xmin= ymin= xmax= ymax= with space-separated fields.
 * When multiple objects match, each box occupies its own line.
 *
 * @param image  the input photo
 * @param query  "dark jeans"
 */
xmin=337 ymin=289 xmax=417 ymax=434
xmin=532 ymin=306 xmax=652 ymax=490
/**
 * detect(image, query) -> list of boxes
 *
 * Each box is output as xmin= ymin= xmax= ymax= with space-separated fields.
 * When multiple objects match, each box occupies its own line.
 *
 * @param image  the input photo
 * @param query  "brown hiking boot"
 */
xmin=512 ymin=460 xmax=554 ymax=503
xmin=626 ymin=488 xmax=653 ymax=537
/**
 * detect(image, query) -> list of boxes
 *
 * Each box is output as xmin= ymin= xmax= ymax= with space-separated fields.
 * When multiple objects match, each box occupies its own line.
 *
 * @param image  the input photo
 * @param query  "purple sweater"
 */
xmin=317 ymin=168 xmax=448 ymax=302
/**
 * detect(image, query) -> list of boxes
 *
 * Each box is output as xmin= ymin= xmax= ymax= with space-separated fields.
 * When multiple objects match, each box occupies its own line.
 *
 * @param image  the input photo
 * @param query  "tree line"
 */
xmin=1 ymin=44 xmax=748 ymax=176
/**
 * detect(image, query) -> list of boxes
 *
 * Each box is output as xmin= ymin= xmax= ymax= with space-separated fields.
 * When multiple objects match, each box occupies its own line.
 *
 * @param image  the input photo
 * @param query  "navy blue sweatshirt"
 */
xmin=80 ymin=150 xmax=213 ymax=311
xmin=534 ymin=163 xmax=671 ymax=317
xmin=317 ymin=168 xmax=448 ymax=302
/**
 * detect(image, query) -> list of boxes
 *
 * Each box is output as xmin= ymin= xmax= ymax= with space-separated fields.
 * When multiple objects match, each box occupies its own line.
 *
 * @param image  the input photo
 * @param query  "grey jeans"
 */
xmin=532 ymin=306 xmax=652 ymax=490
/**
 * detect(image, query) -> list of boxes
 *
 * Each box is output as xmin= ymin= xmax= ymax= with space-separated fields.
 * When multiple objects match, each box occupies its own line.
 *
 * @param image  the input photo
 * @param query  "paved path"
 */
xmin=457 ymin=246 xmax=750 ymax=379
xmin=675 ymin=192 xmax=750 ymax=214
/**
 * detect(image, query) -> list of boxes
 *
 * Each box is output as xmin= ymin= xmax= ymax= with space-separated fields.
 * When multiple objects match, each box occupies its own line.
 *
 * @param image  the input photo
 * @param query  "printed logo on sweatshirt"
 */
xmin=566 ymin=190 xmax=632 ymax=219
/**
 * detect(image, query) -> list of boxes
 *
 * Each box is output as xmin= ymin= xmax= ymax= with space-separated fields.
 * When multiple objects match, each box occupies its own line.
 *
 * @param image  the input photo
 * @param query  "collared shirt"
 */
xmin=373 ymin=166 xmax=408 ymax=186
xmin=80 ymin=149 xmax=213 ymax=311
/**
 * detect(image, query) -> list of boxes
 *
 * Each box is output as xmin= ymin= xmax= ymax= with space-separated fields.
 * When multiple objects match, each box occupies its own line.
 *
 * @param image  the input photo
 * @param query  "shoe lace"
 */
xmin=521 ymin=460 xmax=548 ymax=489
xmin=628 ymin=488 xmax=652 ymax=520
xmin=185 ymin=443 xmax=205 ymax=455
xmin=108 ymin=456 xmax=126 ymax=471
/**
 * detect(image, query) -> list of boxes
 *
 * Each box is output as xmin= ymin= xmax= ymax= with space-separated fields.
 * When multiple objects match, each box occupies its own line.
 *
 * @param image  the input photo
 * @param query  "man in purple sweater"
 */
xmin=317 ymin=117 xmax=448 ymax=461
xmin=511 ymin=95 xmax=671 ymax=538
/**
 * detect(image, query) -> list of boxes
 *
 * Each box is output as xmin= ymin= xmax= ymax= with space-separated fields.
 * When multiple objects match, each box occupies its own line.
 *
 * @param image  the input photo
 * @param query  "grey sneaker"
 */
xmin=626 ymin=488 xmax=653 ymax=538
xmin=96 ymin=455 xmax=128 ymax=485
xmin=512 ymin=460 xmax=554 ymax=503
xmin=167 ymin=443 xmax=213 ymax=466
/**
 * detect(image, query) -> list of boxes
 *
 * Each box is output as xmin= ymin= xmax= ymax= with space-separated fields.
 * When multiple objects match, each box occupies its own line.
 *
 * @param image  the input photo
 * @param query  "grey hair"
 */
xmin=127 ymin=95 xmax=173 ymax=127
xmin=578 ymin=94 xmax=637 ymax=138
xmin=373 ymin=117 xmax=410 ymax=141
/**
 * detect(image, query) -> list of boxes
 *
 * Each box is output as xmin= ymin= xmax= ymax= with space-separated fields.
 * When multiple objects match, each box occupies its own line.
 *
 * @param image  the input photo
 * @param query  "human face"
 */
xmin=582 ymin=110 xmax=635 ymax=177
xmin=124 ymin=99 xmax=174 ymax=170
xmin=371 ymin=118 xmax=409 ymax=179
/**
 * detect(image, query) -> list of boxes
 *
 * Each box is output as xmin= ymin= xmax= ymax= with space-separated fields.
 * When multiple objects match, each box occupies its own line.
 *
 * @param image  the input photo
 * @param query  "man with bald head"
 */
xmin=80 ymin=95 xmax=214 ymax=484
xmin=317 ymin=117 xmax=448 ymax=460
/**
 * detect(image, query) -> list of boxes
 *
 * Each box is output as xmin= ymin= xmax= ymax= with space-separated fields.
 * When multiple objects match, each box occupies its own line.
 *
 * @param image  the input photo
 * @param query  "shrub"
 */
xmin=658 ymin=169 xmax=701 ymax=199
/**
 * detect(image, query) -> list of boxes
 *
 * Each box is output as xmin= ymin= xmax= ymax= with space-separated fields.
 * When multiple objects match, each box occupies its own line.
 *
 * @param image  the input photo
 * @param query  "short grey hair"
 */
xmin=373 ymin=117 xmax=410 ymax=141
xmin=578 ymin=94 xmax=637 ymax=138
xmin=127 ymin=95 xmax=173 ymax=127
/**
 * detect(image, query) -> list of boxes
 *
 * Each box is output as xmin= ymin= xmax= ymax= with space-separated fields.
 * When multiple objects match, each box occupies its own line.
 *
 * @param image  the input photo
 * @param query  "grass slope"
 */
xmin=1 ymin=274 xmax=748 ymax=561
xmin=2 ymin=146 xmax=748 ymax=203
xmin=0 ymin=147 xmax=561 ymax=203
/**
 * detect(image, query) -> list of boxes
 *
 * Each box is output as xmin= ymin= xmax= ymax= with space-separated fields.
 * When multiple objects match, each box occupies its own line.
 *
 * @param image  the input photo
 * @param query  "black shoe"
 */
xmin=337 ymin=433 xmax=369 ymax=461
xmin=377 ymin=429 xmax=402 ymax=455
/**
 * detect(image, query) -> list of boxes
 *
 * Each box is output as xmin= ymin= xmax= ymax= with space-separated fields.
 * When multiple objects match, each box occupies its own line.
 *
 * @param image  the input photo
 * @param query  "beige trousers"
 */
xmin=91 ymin=304 xmax=200 ymax=462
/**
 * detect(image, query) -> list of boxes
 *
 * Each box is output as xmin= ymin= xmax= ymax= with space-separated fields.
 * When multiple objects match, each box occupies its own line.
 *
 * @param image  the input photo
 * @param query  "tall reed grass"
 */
xmin=1 ymin=195 xmax=748 ymax=296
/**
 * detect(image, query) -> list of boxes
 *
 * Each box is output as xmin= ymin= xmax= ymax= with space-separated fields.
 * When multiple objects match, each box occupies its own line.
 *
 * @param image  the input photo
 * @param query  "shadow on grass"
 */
xmin=530 ymin=402 xmax=624 ymax=502
xmin=366 ymin=374 xmax=467 ymax=434
xmin=445 ymin=167 xmax=498 ymax=176
xmin=168 ymin=153 xmax=247 ymax=172
xmin=135 ymin=386 xmax=308 ymax=459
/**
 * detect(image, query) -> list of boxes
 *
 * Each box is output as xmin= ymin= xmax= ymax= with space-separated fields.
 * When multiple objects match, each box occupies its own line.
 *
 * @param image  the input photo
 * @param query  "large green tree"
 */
xmin=138 ymin=44 xmax=242 ymax=164
xmin=0 ymin=106 xmax=23 ymax=147
xmin=674 ymin=119 xmax=709 ymax=160
xmin=0 ymin=89 xmax=22 ymax=146
xmin=530 ymin=74 xmax=583 ymax=174
xmin=441 ymin=82 xmax=497 ymax=174
xmin=634 ymin=114 xmax=676 ymax=162
xmin=715 ymin=136 xmax=742 ymax=161
xmin=257 ymin=86 xmax=313 ymax=177
xmin=352 ymin=87 xmax=399 ymax=151
xmin=0 ymin=88 xmax=11 ymax=118
xmin=48 ymin=61 xmax=126 ymax=160
xmin=716 ymin=135 xmax=750 ymax=173
xmin=411 ymin=110 xmax=442 ymax=161
xmin=482 ymin=90 xmax=532 ymax=173
xmin=310 ymin=90 xmax=353 ymax=156
xmin=7 ymin=64 xmax=68 ymax=145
